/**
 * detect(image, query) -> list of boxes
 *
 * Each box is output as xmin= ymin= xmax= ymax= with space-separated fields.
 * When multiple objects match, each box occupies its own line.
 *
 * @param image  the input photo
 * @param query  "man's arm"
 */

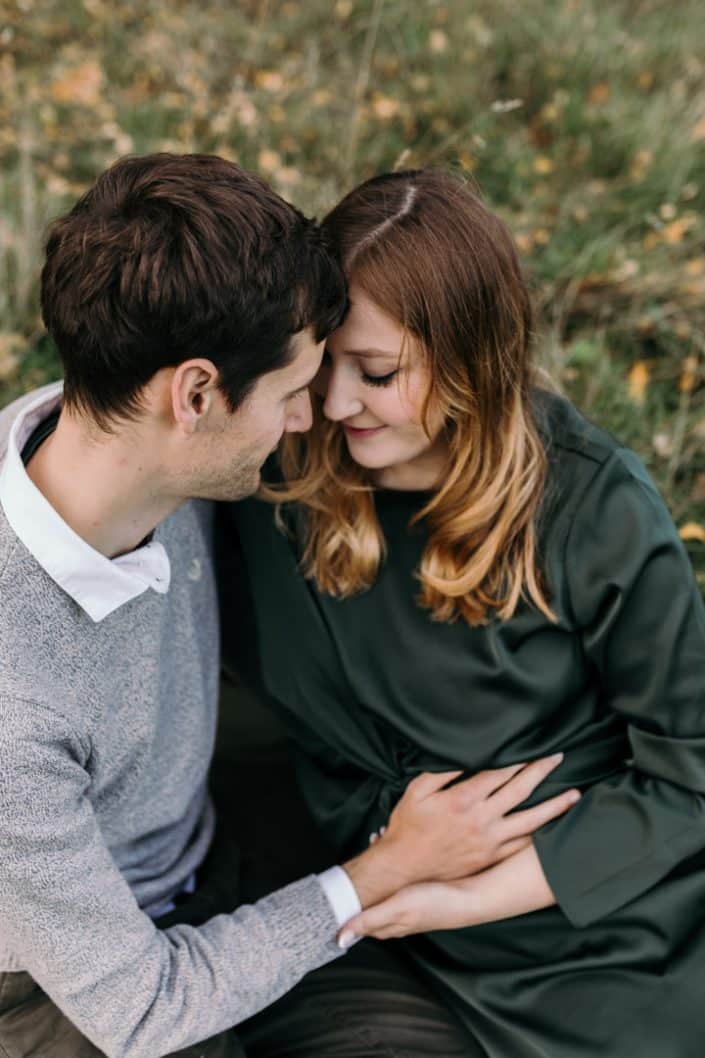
xmin=0 ymin=696 xmax=348 ymax=1058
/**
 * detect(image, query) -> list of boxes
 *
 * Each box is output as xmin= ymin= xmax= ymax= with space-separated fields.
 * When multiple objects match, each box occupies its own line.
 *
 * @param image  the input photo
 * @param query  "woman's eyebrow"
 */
xmin=342 ymin=347 xmax=399 ymax=358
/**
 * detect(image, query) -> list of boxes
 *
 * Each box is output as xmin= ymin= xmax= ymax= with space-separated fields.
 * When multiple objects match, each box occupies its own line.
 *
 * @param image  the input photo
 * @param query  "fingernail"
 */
xmin=338 ymin=929 xmax=356 ymax=950
xmin=380 ymin=825 xmax=387 ymax=835
xmin=369 ymin=832 xmax=378 ymax=845
xmin=551 ymin=752 xmax=564 ymax=764
xmin=567 ymin=789 xmax=581 ymax=803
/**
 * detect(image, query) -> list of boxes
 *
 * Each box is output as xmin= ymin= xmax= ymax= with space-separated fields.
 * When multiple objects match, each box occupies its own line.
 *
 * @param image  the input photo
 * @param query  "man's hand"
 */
xmin=340 ymin=844 xmax=557 ymax=946
xmin=342 ymin=755 xmax=579 ymax=910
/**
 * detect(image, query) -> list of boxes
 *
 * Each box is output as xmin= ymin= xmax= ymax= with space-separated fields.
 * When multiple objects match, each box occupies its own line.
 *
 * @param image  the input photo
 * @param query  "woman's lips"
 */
xmin=343 ymin=424 xmax=386 ymax=438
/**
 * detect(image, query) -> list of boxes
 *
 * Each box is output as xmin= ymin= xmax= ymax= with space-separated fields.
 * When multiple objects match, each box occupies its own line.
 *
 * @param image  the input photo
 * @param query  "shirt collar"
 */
xmin=0 ymin=382 xmax=171 ymax=622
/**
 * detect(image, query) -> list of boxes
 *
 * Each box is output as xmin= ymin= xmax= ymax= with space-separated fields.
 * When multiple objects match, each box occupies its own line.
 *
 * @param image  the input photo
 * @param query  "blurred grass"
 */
xmin=1 ymin=0 xmax=703 ymax=587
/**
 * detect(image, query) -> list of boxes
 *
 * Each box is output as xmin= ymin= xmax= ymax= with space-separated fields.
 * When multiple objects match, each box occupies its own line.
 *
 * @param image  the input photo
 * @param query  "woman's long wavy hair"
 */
xmin=265 ymin=169 xmax=555 ymax=626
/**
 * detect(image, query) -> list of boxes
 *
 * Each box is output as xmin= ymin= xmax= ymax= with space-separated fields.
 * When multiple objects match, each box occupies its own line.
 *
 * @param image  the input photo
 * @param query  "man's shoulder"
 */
xmin=0 ymin=381 xmax=63 ymax=467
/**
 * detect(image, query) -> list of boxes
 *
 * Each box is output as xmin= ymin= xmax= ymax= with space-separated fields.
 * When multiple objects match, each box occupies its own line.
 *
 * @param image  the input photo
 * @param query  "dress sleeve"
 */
xmin=532 ymin=449 xmax=705 ymax=927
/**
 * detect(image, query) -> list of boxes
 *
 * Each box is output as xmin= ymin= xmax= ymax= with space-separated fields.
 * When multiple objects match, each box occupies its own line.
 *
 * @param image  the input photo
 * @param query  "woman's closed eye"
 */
xmin=321 ymin=348 xmax=398 ymax=388
xmin=362 ymin=369 xmax=398 ymax=388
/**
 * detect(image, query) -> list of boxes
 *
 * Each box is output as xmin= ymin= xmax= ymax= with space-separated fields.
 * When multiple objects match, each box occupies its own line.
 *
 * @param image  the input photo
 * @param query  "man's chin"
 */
xmin=198 ymin=468 xmax=261 ymax=503
xmin=227 ymin=468 xmax=261 ymax=502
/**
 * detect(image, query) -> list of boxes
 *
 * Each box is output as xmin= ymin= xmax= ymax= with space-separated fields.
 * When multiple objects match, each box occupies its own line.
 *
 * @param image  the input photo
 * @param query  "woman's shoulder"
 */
xmin=535 ymin=387 xmax=656 ymax=501
xmin=533 ymin=387 xmax=669 ymax=543
xmin=534 ymin=387 xmax=620 ymax=469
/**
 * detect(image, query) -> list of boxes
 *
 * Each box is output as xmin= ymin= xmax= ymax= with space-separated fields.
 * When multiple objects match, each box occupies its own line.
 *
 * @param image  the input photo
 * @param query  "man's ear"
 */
xmin=171 ymin=359 xmax=220 ymax=434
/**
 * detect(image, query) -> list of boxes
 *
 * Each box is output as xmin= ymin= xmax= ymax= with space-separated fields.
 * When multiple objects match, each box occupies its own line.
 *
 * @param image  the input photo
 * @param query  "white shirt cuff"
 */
xmin=316 ymin=865 xmax=362 ymax=928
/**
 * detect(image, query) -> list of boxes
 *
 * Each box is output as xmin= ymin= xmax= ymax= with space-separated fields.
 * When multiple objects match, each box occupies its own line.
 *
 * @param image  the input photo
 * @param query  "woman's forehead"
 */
xmin=331 ymin=287 xmax=404 ymax=352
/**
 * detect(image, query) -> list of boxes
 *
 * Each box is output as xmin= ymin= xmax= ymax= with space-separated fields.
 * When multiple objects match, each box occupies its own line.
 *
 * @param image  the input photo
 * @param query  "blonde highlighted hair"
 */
xmin=265 ymin=169 xmax=554 ymax=626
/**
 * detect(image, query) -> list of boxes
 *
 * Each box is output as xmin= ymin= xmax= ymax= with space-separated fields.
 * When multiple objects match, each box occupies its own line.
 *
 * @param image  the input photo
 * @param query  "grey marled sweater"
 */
xmin=0 ymin=387 xmax=341 ymax=1058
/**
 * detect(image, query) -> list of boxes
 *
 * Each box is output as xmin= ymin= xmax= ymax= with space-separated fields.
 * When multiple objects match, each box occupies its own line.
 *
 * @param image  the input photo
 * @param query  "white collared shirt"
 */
xmin=0 ymin=382 xmax=171 ymax=623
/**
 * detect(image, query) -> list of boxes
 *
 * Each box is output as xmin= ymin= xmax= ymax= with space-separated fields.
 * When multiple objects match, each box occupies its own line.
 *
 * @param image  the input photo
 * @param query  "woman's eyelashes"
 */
xmin=362 ymin=369 xmax=398 ymax=388
xmin=321 ymin=349 xmax=398 ymax=388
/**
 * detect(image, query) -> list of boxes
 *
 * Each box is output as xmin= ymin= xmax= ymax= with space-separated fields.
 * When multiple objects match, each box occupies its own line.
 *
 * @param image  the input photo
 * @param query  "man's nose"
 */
xmin=322 ymin=367 xmax=363 ymax=422
xmin=285 ymin=390 xmax=313 ymax=434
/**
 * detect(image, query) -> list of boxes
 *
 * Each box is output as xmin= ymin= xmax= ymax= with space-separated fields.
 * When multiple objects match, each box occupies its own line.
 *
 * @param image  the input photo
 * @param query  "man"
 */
xmin=0 ymin=153 xmax=505 ymax=1058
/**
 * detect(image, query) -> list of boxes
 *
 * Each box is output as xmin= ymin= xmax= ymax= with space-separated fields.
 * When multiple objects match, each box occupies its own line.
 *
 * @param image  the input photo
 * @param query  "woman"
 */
xmin=222 ymin=169 xmax=705 ymax=1057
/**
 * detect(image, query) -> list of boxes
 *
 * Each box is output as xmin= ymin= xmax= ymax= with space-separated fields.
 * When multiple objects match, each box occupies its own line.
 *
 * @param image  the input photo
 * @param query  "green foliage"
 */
xmin=0 ymin=0 xmax=703 ymax=585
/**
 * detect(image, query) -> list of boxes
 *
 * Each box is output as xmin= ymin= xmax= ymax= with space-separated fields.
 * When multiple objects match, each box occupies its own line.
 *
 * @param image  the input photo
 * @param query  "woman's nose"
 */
xmin=322 ymin=366 xmax=364 ymax=422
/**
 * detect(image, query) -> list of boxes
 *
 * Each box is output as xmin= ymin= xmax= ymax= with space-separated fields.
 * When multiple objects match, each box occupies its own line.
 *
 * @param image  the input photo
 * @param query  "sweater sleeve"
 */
xmin=533 ymin=449 xmax=705 ymax=927
xmin=0 ymin=699 xmax=342 ymax=1058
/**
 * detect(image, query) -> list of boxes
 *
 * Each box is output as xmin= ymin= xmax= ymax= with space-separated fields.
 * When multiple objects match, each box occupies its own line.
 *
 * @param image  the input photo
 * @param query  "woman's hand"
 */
xmin=343 ymin=755 xmax=578 ymax=909
xmin=339 ymin=844 xmax=557 ymax=946
xmin=379 ymin=754 xmax=579 ymax=883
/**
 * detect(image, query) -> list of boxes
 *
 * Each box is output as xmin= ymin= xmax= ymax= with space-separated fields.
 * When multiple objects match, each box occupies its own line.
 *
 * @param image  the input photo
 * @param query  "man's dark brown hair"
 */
xmin=40 ymin=153 xmax=346 ymax=427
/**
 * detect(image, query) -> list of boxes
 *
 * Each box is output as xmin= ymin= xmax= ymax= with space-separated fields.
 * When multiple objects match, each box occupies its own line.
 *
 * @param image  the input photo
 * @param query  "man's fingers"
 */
xmin=404 ymin=769 xmax=463 ymax=801
xmin=500 ymin=788 xmax=581 ymax=840
xmin=493 ymin=835 xmax=532 ymax=862
xmin=451 ymin=761 xmax=527 ymax=802
xmin=488 ymin=753 xmax=564 ymax=815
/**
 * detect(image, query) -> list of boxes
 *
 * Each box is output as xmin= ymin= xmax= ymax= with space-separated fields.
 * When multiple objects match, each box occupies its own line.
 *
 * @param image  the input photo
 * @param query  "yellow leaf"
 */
xmin=541 ymin=101 xmax=561 ymax=122
xmin=691 ymin=115 xmax=705 ymax=142
xmin=50 ymin=61 xmax=103 ymax=106
xmin=429 ymin=30 xmax=448 ymax=54
xmin=613 ymin=259 xmax=639 ymax=282
xmin=680 ymin=355 xmax=699 ymax=393
xmin=515 ymin=232 xmax=534 ymax=254
xmin=458 ymin=150 xmax=476 ymax=172
xmin=372 ymin=96 xmax=400 ymax=120
xmin=0 ymin=333 xmax=22 ymax=381
xmin=662 ymin=218 xmax=694 ymax=245
xmin=630 ymin=148 xmax=653 ymax=182
xmin=679 ymin=522 xmax=705 ymax=543
xmin=257 ymin=149 xmax=281 ymax=173
xmin=627 ymin=360 xmax=650 ymax=405
xmin=588 ymin=82 xmax=610 ymax=105
xmin=255 ymin=71 xmax=284 ymax=93
xmin=684 ymin=258 xmax=705 ymax=276
xmin=533 ymin=155 xmax=554 ymax=174
xmin=275 ymin=166 xmax=301 ymax=186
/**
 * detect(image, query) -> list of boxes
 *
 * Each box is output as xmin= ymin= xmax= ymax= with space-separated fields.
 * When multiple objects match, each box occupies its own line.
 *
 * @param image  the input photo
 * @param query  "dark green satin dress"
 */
xmin=219 ymin=392 xmax=705 ymax=1057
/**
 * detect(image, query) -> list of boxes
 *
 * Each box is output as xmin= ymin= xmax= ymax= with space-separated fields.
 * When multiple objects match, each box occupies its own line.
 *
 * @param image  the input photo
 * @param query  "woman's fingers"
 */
xmin=338 ymin=883 xmax=453 ymax=945
xmin=488 ymin=753 xmax=565 ymax=815
xmin=404 ymin=769 xmax=463 ymax=801
xmin=500 ymin=788 xmax=581 ymax=841
xmin=338 ymin=892 xmax=408 ymax=945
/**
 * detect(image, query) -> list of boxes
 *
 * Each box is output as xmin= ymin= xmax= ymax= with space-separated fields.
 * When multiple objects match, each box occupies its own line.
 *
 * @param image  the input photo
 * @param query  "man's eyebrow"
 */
xmin=285 ymin=369 xmax=319 ymax=399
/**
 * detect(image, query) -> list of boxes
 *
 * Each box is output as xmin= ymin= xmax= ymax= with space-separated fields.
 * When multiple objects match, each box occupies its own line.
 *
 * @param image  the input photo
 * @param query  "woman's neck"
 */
xmin=372 ymin=437 xmax=447 ymax=491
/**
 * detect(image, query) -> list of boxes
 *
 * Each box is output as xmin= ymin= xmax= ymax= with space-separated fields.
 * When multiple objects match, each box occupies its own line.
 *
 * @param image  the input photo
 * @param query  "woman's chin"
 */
xmin=344 ymin=438 xmax=396 ymax=470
